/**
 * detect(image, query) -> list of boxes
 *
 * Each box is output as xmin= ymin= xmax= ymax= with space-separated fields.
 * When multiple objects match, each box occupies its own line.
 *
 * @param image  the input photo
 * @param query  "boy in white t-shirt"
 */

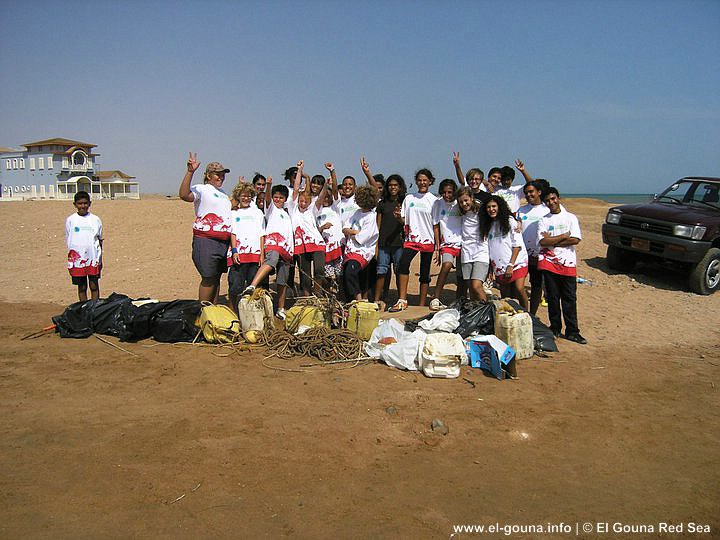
xmin=289 ymin=161 xmax=329 ymax=296
xmin=538 ymin=187 xmax=586 ymax=345
xmin=517 ymin=181 xmax=549 ymax=315
xmin=227 ymin=183 xmax=265 ymax=313
xmin=65 ymin=190 xmax=103 ymax=301
xmin=429 ymin=179 xmax=463 ymax=311
xmin=242 ymin=178 xmax=294 ymax=319
xmin=316 ymin=163 xmax=344 ymax=291
xmin=389 ymin=168 xmax=438 ymax=312
xmin=342 ymin=185 xmax=380 ymax=301
xmin=493 ymin=160 xmax=534 ymax=214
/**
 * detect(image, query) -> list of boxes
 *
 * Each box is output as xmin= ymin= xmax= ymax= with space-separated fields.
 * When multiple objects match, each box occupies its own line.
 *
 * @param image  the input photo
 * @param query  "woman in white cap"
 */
xmin=179 ymin=152 xmax=233 ymax=302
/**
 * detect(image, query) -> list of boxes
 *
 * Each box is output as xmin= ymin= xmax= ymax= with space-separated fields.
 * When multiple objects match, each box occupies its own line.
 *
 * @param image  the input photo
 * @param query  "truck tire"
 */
xmin=606 ymin=246 xmax=636 ymax=272
xmin=688 ymin=248 xmax=720 ymax=295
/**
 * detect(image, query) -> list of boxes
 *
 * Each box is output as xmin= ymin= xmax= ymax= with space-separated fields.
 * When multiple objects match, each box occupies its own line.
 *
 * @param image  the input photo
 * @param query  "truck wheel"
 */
xmin=688 ymin=248 xmax=720 ymax=295
xmin=606 ymin=246 xmax=636 ymax=272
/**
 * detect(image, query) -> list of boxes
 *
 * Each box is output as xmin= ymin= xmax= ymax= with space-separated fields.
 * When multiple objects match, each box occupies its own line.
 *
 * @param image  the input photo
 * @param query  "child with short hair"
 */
xmin=429 ymin=179 xmax=462 ymax=310
xmin=242 ymin=176 xmax=294 ymax=319
xmin=66 ymin=190 xmax=103 ymax=301
xmin=342 ymin=185 xmax=380 ymax=301
xmin=456 ymin=186 xmax=489 ymax=301
xmin=389 ymin=168 xmax=438 ymax=311
xmin=517 ymin=181 xmax=549 ymax=315
xmin=227 ymin=182 xmax=265 ymax=312
xmin=316 ymin=162 xmax=344 ymax=292
xmin=289 ymin=160 xmax=328 ymax=296
xmin=494 ymin=160 xmax=534 ymax=214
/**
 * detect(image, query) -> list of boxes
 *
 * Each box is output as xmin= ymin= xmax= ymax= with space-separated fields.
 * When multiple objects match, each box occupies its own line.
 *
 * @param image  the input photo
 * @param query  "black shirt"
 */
xmin=376 ymin=198 xmax=404 ymax=248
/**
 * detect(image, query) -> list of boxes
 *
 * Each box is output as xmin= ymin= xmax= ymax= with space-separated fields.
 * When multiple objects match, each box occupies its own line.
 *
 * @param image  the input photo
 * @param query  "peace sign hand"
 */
xmin=452 ymin=151 xmax=460 ymax=165
xmin=187 ymin=152 xmax=200 ymax=173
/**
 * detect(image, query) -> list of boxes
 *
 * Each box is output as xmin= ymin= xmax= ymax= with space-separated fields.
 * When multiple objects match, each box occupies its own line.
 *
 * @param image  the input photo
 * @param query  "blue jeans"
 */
xmin=376 ymin=246 xmax=403 ymax=275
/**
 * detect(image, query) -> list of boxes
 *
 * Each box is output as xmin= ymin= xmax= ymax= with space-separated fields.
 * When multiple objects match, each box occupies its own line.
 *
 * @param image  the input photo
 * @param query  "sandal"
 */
xmin=388 ymin=299 xmax=408 ymax=313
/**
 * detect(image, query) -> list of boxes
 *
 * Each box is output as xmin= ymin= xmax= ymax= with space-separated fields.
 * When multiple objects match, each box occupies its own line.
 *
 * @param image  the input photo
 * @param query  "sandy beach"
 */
xmin=1 ymin=196 xmax=718 ymax=538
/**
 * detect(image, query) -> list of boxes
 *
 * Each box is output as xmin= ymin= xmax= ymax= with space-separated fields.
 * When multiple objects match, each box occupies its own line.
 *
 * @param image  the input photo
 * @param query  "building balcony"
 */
xmin=61 ymin=163 xmax=95 ymax=172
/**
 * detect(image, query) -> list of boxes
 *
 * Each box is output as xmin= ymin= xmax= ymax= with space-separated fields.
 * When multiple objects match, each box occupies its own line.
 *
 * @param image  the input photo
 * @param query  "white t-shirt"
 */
xmin=344 ymin=209 xmax=379 ymax=269
xmin=337 ymin=195 xmax=360 ymax=226
xmin=494 ymin=184 xmax=525 ymax=213
xmin=537 ymin=209 xmax=582 ymax=276
xmin=432 ymin=199 xmax=462 ymax=251
xmin=230 ymin=206 xmax=265 ymax=263
xmin=66 ymin=212 xmax=103 ymax=276
xmin=316 ymin=204 xmax=344 ymax=262
xmin=264 ymin=203 xmax=294 ymax=261
xmin=488 ymin=217 xmax=528 ymax=275
xmin=401 ymin=192 xmax=437 ymax=251
xmin=517 ymin=203 xmax=549 ymax=260
xmin=460 ymin=210 xmax=489 ymax=264
xmin=190 ymin=183 xmax=232 ymax=240
xmin=289 ymin=199 xmax=325 ymax=254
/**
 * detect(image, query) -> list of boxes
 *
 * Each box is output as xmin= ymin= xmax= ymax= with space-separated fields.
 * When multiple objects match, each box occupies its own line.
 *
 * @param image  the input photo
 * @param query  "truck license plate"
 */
xmin=631 ymin=238 xmax=650 ymax=251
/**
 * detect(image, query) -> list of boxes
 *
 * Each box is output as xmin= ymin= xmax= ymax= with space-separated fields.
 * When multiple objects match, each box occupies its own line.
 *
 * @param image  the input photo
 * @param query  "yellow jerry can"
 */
xmin=347 ymin=301 xmax=381 ymax=341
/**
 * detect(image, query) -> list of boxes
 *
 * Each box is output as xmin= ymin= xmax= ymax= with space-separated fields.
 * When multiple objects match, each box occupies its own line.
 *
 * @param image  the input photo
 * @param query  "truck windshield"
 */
xmin=657 ymin=180 xmax=720 ymax=210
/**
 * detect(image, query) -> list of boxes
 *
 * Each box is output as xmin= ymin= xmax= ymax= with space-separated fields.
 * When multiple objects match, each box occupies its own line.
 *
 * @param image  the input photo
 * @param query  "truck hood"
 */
xmin=610 ymin=201 xmax=720 ymax=226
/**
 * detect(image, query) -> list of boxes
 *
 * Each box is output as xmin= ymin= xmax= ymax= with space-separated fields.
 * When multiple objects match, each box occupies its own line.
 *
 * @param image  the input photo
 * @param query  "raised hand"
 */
xmin=324 ymin=162 xmax=334 ymax=171
xmin=297 ymin=160 xmax=304 ymax=169
xmin=187 ymin=152 xmax=200 ymax=173
xmin=452 ymin=151 xmax=460 ymax=166
xmin=238 ymin=175 xmax=246 ymax=184
xmin=514 ymin=159 xmax=525 ymax=172
xmin=360 ymin=156 xmax=370 ymax=174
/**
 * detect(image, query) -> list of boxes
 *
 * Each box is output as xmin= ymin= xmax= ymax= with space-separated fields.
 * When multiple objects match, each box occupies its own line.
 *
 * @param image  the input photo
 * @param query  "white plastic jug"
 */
xmin=494 ymin=311 xmax=533 ymax=360
xmin=238 ymin=294 xmax=273 ymax=332
xmin=420 ymin=332 xmax=466 ymax=378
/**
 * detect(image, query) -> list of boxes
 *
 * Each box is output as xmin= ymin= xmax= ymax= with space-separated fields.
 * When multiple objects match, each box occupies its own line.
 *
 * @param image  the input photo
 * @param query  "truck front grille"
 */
xmin=620 ymin=216 xmax=673 ymax=235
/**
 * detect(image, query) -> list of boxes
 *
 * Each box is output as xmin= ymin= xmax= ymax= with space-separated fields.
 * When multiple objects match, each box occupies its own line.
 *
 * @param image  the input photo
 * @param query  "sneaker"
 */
xmin=565 ymin=333 xmax=587 ymax=345
xmin=388 ymin=299 xmax=408 ymax=313
xmin=429 ymin=298 xmax=446 ymax=311
xmin=275 ymin=309 xmax=286 ymax=321
xmin=241 ymin=285 xmax=255 ymax=297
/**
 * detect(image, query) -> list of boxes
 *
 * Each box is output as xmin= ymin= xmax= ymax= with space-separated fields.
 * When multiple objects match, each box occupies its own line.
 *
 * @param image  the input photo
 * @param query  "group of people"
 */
xmin=175 ymin=151 xmax=587 ymax=345
xmin=61 ymin=152 xmax=586 ymax=346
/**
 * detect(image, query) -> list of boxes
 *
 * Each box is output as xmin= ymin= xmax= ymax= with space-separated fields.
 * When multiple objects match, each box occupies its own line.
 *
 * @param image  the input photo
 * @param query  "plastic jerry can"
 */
xmin=347 ymin=301 xmax=380 ymax=341
xmin=238 ymin=294 xmax=273 ymax=332
xmin=494 ymin=311 xmax=534 ymax=360
xmin=420 ymin=332 xmax=466 ymax=378
xmin=285 ymin=304 xmax=328 ymax=332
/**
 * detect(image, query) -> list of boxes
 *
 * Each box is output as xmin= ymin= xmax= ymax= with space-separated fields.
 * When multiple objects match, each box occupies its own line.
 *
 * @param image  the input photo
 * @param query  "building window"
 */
xmin=47 ymin=157 xmax=53 ymax=169
xmin=12 ymin=158 xmax=18 ymax=169
xmin=38 ymin=157 xmax=44 ymax=169
xmin=4 ymin=159 xmax=10 ymax=170
xmin=19 ymin=158 xmax=25 ymax=169
xmin=62 ymin=157 xmax=69 ymax=169
xmin=30 ymin=158 xmax=36 ymax=170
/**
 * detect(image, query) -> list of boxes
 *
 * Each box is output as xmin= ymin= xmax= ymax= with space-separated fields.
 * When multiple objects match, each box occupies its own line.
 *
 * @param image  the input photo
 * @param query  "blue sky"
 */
xmin=1 ymin=0 xmax=718 ymax=194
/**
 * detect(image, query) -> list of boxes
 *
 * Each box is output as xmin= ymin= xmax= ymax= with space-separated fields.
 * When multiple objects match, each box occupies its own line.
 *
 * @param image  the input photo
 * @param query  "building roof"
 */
xmin=0 ymin=147 xmax=20 ymax=153
xmin=22 ymin=137 xmax=97 ymax=149
xmin=96 ymin=170 xmax=136 ymax=180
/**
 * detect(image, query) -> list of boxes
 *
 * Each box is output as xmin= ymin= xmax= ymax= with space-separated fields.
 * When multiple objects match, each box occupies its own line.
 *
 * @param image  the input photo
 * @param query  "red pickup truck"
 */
xmin=601 ymin=177 xmax=720 ymax=295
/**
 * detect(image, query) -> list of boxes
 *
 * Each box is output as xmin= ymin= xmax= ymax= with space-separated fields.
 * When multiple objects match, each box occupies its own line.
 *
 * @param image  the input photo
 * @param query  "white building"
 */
xmin=0 ymin=137 xmax=140 ymax=200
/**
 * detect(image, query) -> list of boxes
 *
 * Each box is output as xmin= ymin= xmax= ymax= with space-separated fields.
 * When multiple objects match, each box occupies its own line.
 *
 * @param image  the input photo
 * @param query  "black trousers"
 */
xmin=343 ymin=260 xmax=364 ymax=298
xmin=542 ymin=270 xmax=579 ymax=335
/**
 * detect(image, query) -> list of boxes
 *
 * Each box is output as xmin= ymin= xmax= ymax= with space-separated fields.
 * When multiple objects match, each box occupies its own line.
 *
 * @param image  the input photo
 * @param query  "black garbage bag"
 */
xmin=52 ymin=293 xmax=132 ymax=339
xmin=120 ymin=300 xmax=171 ymax=341
xmin=502 ymin=299 xmax=558 ymax=353
xmin=151 ymin=300 xmax=203 ymax=343
xmin=90 ymin=293 xmax=133 ymax=338
xmin=52 ymin=299 xmax=97 ymax=338
xmin=449 ymin=298 xmax=495 ymax=338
